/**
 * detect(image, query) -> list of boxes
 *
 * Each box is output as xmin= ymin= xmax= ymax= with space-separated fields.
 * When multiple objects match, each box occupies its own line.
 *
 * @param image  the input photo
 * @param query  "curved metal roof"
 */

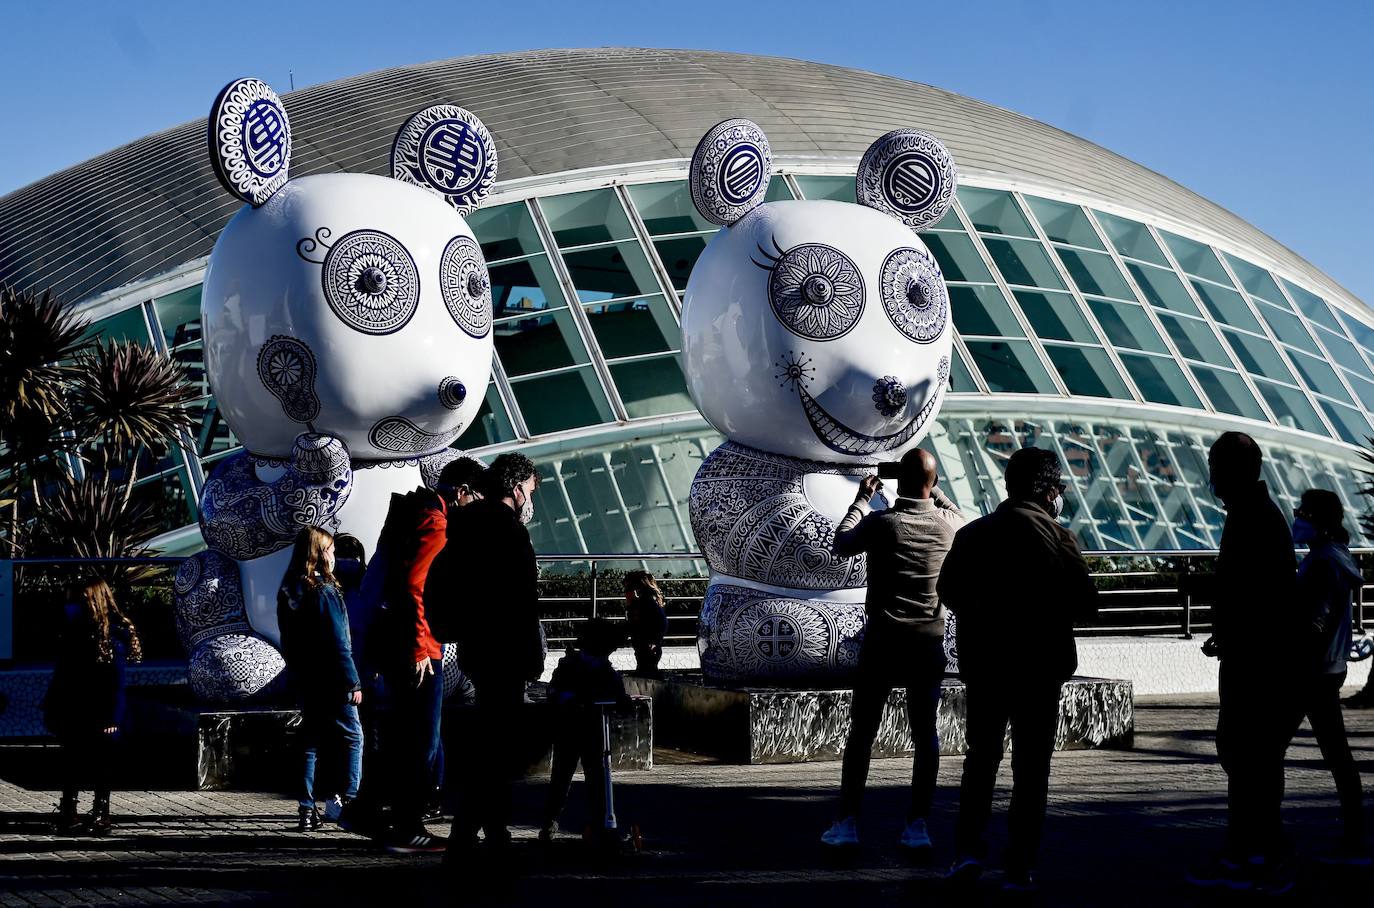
xmin=0 ymin=47 xmax=1359 ymax=311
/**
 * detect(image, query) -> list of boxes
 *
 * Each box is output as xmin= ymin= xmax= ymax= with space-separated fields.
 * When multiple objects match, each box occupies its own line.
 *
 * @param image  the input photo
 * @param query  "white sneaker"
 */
xmin=899 ymin=818 xmax=932 ymax=850
xmin=322 ymin=795 xmax=344 ymax=823
xmin=820 ymin=816 xmax=859 ymax=847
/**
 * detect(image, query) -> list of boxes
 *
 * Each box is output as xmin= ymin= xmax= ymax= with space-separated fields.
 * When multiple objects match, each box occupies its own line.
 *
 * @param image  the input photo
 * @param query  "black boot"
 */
xmin=86 ymin=794 xmax=112 ymax=837
xmin=54 ymin=793 xmax=80 ymax=835
xmin=297 ymin=804 xmax=322 ymax=832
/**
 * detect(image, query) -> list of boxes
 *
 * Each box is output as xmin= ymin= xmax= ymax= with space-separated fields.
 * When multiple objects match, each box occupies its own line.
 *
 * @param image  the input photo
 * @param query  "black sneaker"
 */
xmin=1185 ymin=855 xmax=1253 ymax=890
xmin=384 ymin=828 xmax=448 ymax=854
xmin=946 ymin=854 xmax=983 ymax=884
xmin=296 ymin=805 xmax=322 ymax=832
xmin=1002 ymin=869 xmax=1037 ymax=893
xmin=1251 ymin=856 xmax=1296 ymax=897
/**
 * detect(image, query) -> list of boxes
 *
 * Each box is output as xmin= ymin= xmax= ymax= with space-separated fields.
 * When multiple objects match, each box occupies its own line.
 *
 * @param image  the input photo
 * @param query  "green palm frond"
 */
xmin=0 ymin=285 xmax=89 ymax=427
xmin=30 ymin=473 xmax=159 ymax=585
xmin=74 ymin=339 xmax=197 ymax=459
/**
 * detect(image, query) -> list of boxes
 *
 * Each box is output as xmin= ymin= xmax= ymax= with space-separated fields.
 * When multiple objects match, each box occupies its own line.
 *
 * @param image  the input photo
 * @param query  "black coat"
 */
xmin=937 ymin=499 xmax=1098 ymax=683
xmin=1213 ymin=480 xmax=1299 ymax=666
xmin=44 ymin=604 xmax=131 ymax=737
xmin=438 ymin=497 xmax=545 ymax=685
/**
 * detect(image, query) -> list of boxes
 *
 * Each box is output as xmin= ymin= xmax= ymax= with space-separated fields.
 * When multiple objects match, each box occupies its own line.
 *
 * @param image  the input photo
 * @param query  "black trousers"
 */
xmin=1217 ymin=660 xmax=1298 ymax=859
xmin=838 ymin=629 xmax=946 ymax=821
xmin=542 ymin=708 xmax=606 ymax=832
xmin=60 ymin=730 xmax=117 ymax=805
xmin=954 ymin=678 xmax=1062 ymax=872
xmin=1297 ymin=670 xmax=1366 ymax=843
xmin=383 ymin=658 xmax=444 ymax=832
xmin=450 ymin=678 xmax=525 ymax=846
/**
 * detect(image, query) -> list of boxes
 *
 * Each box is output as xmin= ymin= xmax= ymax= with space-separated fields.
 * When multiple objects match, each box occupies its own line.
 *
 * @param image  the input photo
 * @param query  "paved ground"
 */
xmin=0 ymin=697 xmax=1370 ymax=906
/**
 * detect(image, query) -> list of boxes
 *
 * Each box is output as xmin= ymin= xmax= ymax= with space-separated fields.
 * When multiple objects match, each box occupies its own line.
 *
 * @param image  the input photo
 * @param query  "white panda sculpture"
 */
xmin=175 ymin=77 xmax=497 ymax=701
xmin=682 ymin=120 xmax=957 ymax=683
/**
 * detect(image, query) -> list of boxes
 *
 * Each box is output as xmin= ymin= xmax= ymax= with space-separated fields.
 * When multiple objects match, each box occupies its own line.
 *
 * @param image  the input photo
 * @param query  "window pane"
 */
xmin=1344 ymin=372 xmax=1374 ymax=411
xmin=1025 ymin=197 xmax=1103 ymax=249
xmin=984 ymin=237 xmax=1065 ymax=289
xmin=628 ymin=180 xmax=715 ymax=235
xmin=1281 ymin=279 xmax=1340 ymax=332
xmin=653 ymin=234 xmax=709 ymax=291
xmin=562 ymin=241 xmax=662 ymax=303
xmin=1254 ymin=380 xmax=1327 ymax=435
xmin=1057 ymin=248 xmax=1134 ymax=300
xmin=511 ymin=368 xmax=614 ymax=434
xmin=923 ymin=233 xmax=993 ymax=283
xmin=186 ymin=395 xmax=236 ymax=457
xmin=1288 ymin=350 xmax=1354 ymax=403
xmin=1014 ymin=289 xmax=1098 ymax=343
xmin=1222 ymin=254 xmax=1287 ymax=307
xmin=1160 ymin=231 xmax=1232 ymax=284
xmin=467 ymin=202 xmax=544 ymax=260
xmin=1127 ymin=261 xmax=1199 ymax=316
xmin=1317 ymin=399 xmax=1371 ymax=446
xmin=1096 ymin=211 xmax=1168 ymax=265
xmin=1088 ymin=299 xmax=1169 ymax=354
xmin=454 ymin=382 xmax=517 ymax=449
xmin=949 ymin=285 xmax=1023 ymax=337
xmin=1223 ymin=330 xmax=1296 ymax=384
xmin=963 ymin=340 xmax=1057 ymax=393
xmin=609 ymin=355 xmax=694 ymax=418
xmin=1339 ymin=310 xmax=1374 ymax=354
xmin=584 ymin=295 xmax=678 ymax=359
xmin=794 ymin=175 xmax=854 ymax=203
xmin=84 ymin=306 xmax=150 ymax=345
xmin=763 ymin=176 xmax=794 ymax=202
xmin=916 ymin=206 xmax=965 ymax=231
xmin=541 ymin=189 xmax=635 ymax=247
xmin=959 ymin=188 xmax=1035 ymax=238
xmin=1316 ymin=330 xmax=1370 ymax=375
xmin=1255 ymin=301 xmax=1320 ymax=355
xmin=494 ymin=308 xmax=592 ymax=376
xmin=1157 ymin=312 xmax=1227 ymax=362
xmin=153 ymin=285 xmax=202 ymax=349
xmin=1044 ymin=346 xmax=1130 ymax=399
xmin=1118 ymin=353 xmax=1202 ymax=408
xmin=949 ymin=347 xmax=979 ymax=392
xmin=1189 ymin=366 xmax=1266 ymax=421
xmin=490 ymin=256 xmax=568 ymax=318
xmin=1192 ymin=280 xmax=1261 ymax=332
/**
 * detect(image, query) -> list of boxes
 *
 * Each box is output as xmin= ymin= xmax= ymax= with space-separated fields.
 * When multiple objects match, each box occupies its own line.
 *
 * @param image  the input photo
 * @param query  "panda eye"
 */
xmin=752 ymin=235 xmax=865 ymax=341
xmin=439 ymin=235 xmax=492 ymax=339
xmin=879 ymin=247 xmax=948 ymax=344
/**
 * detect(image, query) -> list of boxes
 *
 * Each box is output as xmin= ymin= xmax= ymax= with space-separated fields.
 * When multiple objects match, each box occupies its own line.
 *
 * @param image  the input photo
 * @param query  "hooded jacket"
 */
xmin=1213 ymin=480 xmax=1298 ymax=664
xmin=936 ymin=499 xmax=1098 ymax=682
xmin=358 ymin=487 xmax=447 ymax=666
xmin=1297 ymin=539 xmax=1361 ymax=675
xmin=277 ymin=575 xmax=362 ymax=702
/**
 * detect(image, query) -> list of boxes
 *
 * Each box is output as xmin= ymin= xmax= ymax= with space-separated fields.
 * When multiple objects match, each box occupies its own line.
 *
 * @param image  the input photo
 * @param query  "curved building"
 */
xmin=5 ymin=48 xmax=1374 ymax=556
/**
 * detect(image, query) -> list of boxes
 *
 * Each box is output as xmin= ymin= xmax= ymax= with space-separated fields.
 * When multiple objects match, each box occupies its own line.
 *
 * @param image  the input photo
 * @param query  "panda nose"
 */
xmin=360 ymin=266 xmax=388 ymax=295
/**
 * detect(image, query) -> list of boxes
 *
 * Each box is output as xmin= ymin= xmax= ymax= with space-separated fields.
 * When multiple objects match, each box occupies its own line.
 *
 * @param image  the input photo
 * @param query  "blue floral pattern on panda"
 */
xmin=208 ymin=77 xmax=292 ymax=207
xmin=391 ymin=105 xmax=498 ymax=216
xmin=439 ymin=236 xmax=492 ymax=338
xmin=257 ymin=335 xmax=321 ymax=423
xmin=199 ymin=434 xmax=352 ymax=560
xmin=689 ymin=118 xmax=773 ymax=226
xmin=697 ymin=583 xmax=865 ymax=683
xmin=173 ymin=549 xmax=251 ymax=651
xmin=880 ymin=247 xmax=948 ymax=344
xmin=753 ymin=240 xmax=865 ymax=341
xmin=856 ymin=129 xmax=958 ymax=230
xmin=369 ymin=416 xmax=462 ymax=455
xmin=188 ymin=634 xmax=285 ymax=703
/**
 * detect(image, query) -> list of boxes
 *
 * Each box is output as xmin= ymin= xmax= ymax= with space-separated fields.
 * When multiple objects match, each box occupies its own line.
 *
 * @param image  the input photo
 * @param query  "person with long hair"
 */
xmin=1291 ymin=488 xmax=1369 ymax=865
xmin=44 ymin=578 xmax=142 ymax=836
xmin=278 ymin=526 xmax=363 ymax=832
xmin=623 ymin=571 xmax=667 ymax=675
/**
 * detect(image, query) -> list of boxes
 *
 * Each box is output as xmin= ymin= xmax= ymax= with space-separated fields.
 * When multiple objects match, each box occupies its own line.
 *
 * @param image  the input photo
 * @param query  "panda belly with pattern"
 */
xmin=174 ymin=79 xmax=498 ymax=702
xmin=681 ymin=121 xmax=956 ymax=683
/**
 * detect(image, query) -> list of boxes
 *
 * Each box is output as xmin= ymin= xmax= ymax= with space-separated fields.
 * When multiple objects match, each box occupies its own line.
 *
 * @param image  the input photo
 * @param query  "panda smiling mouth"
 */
xmin=778 ymin=353 xmax=950 ymax=457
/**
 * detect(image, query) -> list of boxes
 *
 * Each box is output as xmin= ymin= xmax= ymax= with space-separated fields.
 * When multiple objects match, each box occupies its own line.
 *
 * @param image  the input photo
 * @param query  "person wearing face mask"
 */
xmin=441 ymin=452 xmax=547 ymax=871
xmin=936 ymin=446 xmax=1097 ymax=892
xmin=1290 ymin=489 xmax=1369 ymax=865
xmin=1186 ymin=432 xmax=1302 ymax=893
xmin=277 ymin=527 xmax=363 ymax=832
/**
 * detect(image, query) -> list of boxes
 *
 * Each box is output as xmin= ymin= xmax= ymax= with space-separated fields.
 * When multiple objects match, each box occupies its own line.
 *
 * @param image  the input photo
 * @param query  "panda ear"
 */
xmin=690 ymin=118 xmax=773 ymax=226
xmin=856 ymin=129 xmax=957 ymax=230
xmin=208 ymin=77 xmax=292 ymax=207
xmin=391 ymin=105 xmax=498 ymax=216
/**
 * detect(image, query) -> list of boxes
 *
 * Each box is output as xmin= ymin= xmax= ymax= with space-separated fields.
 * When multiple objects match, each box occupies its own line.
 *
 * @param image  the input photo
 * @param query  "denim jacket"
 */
xmin=278 ymin=576 xmax=362 ymax=702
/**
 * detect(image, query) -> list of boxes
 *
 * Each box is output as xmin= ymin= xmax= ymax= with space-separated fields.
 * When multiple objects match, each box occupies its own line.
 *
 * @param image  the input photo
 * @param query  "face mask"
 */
xmin=1292 ymin=517 xmax=1318 ymax=544
xmin=1051 ymin=493 xmax=1064 ymax=519
xmin=516 ymin=487 xmax=534 ymax=525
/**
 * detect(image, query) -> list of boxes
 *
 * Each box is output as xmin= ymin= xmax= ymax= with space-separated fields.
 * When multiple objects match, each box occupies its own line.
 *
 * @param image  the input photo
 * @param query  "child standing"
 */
xmin=623 ymin=571 xmax=668 ymax=676
xmin=44 ymin=578 xmax=142 ymax=835
xmin=278 ymin=527 xmax=364 ymax=831
xmin=539 ymin=619 xmax=630 ymax=842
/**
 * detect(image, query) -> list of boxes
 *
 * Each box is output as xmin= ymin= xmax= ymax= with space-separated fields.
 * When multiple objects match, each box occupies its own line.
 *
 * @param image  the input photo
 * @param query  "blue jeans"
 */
xmin=299 ymin=700 xmax=363 ymax=808
xmin=385 ymin=658 xmax=444 ymax=830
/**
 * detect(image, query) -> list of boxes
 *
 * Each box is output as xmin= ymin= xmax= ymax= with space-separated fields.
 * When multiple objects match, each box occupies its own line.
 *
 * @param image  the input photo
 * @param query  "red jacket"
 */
xmin=394 ymin=490 xmax=446 ymax=663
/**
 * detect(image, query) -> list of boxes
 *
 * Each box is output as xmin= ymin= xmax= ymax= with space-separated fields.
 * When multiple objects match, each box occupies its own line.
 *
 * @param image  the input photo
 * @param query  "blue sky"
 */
xmin=3 ymin=0 xmax=1372 ymax=302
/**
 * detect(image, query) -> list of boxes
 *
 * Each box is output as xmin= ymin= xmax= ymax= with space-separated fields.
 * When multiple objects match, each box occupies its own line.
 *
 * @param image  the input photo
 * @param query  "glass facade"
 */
xmin=74 ymin=173 xmax=1374 ymax=554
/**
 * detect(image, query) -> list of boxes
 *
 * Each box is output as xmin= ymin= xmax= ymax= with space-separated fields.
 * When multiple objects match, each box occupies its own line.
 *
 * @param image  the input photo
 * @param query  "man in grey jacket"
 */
xmin=820 ymin=448 xmax=965 ymax=851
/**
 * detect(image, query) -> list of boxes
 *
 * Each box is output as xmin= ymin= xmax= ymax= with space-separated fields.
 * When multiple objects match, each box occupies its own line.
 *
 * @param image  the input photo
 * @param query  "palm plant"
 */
xmin=73 ymin=339 xmax=197 ymax=504
xmin=29 ymin=473 xmax=159 ymax=588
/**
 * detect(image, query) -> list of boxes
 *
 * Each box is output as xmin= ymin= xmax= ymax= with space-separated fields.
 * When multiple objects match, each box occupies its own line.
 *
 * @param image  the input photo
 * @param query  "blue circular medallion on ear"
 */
xmin=392 ymin=105 xmax=498 ymax=216
xmin=856 ymin=129 xmax=957 ymax=230
xmin=208 ymin=77 xmax=292 ymax=207
xmin=690 ymin=119 xmax=773 ymax=226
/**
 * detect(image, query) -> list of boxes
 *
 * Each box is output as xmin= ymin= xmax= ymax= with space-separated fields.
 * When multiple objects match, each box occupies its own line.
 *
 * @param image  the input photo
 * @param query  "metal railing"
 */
xmin=2 ymin=548 xmax=1369 ymax=662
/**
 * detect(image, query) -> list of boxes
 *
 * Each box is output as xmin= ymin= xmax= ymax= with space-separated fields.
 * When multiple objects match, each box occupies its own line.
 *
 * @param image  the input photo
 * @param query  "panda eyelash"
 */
xmin=750 ymin=235 xmax=787 ymax=272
